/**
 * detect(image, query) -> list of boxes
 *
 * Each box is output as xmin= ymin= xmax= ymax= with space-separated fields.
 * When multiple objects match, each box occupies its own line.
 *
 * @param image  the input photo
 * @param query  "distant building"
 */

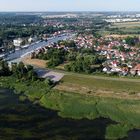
xmin=28 ymin=36 xmax=37 ymax=43
xmin=13 ymin=38 xmax=23 ymax=47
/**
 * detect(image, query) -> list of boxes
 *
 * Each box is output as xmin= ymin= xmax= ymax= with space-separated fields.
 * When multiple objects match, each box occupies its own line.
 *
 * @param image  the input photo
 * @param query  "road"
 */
xmin=5 ymin=34 xmax=72 ymax=62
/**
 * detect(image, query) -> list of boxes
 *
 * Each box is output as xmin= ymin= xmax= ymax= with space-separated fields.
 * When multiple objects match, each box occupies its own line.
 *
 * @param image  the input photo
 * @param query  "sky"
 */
xmin=0 ymin=0 xmax=140 ymax=12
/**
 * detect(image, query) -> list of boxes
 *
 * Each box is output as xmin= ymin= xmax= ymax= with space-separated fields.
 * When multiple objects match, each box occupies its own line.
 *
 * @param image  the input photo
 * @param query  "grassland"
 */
xmin=100 ymin=21 xmax=140 ymax=36
xmin=112 ymin=22 xmax=140 ymax=28
xmin=116 ymin=24 xmax=140 ymax=34
xmin=55 ymin=74 xmax=140 ymax=99
xmin=105 ymin=34 xmax=139 ymax=38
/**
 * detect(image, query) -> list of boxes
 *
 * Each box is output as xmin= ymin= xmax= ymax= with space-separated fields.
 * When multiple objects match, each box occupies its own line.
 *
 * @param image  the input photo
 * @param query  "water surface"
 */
xmin=0 ymin=88 xmax=139 ymax=140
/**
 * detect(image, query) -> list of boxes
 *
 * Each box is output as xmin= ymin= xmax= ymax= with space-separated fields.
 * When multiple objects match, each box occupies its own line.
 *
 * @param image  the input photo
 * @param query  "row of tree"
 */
xmin=65 ymin=54 xmax=105 ymax=73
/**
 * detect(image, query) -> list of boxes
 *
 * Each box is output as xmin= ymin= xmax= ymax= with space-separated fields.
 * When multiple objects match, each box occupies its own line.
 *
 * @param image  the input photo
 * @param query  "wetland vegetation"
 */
xmin=0 ymin=73 xmax=140 ymax=139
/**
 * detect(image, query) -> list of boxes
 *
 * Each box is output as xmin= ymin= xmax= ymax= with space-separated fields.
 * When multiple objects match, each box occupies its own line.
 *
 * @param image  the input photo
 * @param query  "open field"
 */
xmin=55 ymin=74 xmax=140 ymax=99
xmin=101 ymin=21 xmax=140 ymax=36
xmin=22 ymin=57 xmax=47 ymax=68
xmin=105 ymin=34 xmax=139 ymax=38
xmin=111 ymin=22 xmax=140 ymax=34
xmin=112 ymin=22 xmax=140 ymax=28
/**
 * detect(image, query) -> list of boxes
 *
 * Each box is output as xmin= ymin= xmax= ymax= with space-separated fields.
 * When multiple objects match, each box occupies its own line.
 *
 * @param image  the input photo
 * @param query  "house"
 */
xmin=131 ymin=64 xmax=140 ymax=76
xmin=13 ymin=38 xmax=23 ymax=47
xmin=28 ymin=36 xmax=37 ymax=43
xmin=111 ymin=61 xmax=118 ymax=67
xmin=103 ymin=66 xmax=111 ymax=73
xmin=121 ymin=66 xmax=129 ymax=76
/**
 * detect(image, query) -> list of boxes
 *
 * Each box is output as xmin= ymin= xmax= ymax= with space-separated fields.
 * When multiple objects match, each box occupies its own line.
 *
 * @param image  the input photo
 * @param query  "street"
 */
xmin=5 ymin=34 xmax=72 ymax=62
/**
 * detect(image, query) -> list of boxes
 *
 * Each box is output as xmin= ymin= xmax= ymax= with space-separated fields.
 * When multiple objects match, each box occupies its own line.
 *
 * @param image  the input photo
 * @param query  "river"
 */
xmin=0 ymin=88 xmax=139 ymax=140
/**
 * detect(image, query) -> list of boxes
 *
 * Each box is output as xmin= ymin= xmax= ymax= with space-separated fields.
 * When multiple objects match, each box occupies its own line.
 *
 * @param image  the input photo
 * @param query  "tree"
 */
xmin=45 ymin=78 xmax=53 ymax=86
xmin=27 ymin=70 xmax=38 ymax=81
xmin=0 ymin=38 xmax=3 ymax=47
xmin=26 ymin=65 xmax=33 ymax=71
xmin=80 ymin=48 xmax=95 ymax=55
xmin=64 ymin=64 xmax=71 ymax=71
xmin=48 ymin=58 xmax=62 ymax=67
xmin=66 ymin=52 xmax=77 ymax=61
xmin=118 ymin=46 xmax=125 ymax=52
xmin=17 ymin=62 xmax=27 ymax=78
xmin=125 ymin=37 xmax=137 ymax=46
xmin=0 ymin=60 xmax=11 ymax=76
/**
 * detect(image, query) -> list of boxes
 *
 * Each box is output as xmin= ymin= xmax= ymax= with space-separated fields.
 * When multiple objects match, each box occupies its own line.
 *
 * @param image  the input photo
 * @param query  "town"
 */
xmin=0 ymin=12 xmax=140 ymax=78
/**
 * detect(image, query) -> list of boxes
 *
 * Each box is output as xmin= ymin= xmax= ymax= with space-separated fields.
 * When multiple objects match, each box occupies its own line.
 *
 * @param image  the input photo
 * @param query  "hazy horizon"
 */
xmin=0 ymin=11 xmax=140 ymax=13
xmin=0 ymin=0 xmax=140 ymax=12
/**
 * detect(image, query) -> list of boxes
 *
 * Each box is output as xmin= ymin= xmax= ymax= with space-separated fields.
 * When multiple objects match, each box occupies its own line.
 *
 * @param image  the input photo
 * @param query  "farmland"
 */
xmin=110 ymin=22 xmax=140 ymax=34
xmin=100 ymin=21 xmax=140 ymax=36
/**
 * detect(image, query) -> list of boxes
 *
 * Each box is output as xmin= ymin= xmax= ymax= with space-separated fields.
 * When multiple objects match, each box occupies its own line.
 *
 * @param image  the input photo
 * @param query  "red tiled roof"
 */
xmin=133 ymin=64 xmax=140 ymax=70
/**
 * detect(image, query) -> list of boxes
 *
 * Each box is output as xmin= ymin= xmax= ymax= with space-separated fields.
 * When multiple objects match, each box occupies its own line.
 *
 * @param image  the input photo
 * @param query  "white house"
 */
xmin=13 ymin=38 xmax=23 ymax=47
xmin=28 ymin=36 xmax=37 ymax=43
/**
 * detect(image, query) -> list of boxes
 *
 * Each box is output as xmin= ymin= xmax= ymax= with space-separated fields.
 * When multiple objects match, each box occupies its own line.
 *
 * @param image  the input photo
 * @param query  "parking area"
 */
xmin=35 ymin=68 xmax=64 ymax=82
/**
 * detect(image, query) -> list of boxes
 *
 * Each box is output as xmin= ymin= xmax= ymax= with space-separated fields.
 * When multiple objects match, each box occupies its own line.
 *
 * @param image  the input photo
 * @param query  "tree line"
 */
xmin=33 ymin=46 xmax=106 ymax=74
xmin=0 ymin=61 xmax=38 ymax=81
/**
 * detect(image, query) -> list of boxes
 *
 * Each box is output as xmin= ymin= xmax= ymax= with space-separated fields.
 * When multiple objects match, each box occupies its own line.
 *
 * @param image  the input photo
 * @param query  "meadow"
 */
xmin=56 ymin=74 xmax=140 ymax=99
xmin=112 ymin=22 xmax=140 ymax=28
xmin=100 ymin=21 xmax=140 ymax=36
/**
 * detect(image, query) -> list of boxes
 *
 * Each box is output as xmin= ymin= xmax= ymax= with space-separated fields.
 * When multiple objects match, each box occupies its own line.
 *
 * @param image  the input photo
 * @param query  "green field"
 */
xmin=56 ymin=74 xmax=140 ymax=99
xmin=100 ymin=21 xmax=140 ymax=35
xmin=112 ymin=22 xmax=140 ymax=28
xmin=112 ymin=22 xmax=140 ymax=34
